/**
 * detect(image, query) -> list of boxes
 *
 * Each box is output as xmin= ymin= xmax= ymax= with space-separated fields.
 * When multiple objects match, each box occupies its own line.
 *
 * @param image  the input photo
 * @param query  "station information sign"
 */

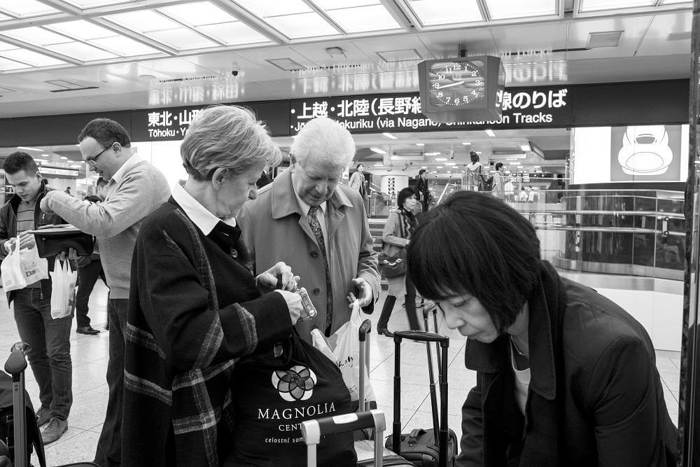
xmin=288 ymin=86 xmax=572 ymax=134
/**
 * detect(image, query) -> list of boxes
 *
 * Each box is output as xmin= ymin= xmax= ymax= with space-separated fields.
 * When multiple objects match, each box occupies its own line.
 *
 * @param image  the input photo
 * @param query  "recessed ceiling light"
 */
xmin=485 ymin=129 xmax=496 ymax=137
xmin=370 ymin=147 xmax=386 ymax=154
xmin=382 ymin=132 xmax=397 ymax=140
xmin=60 ymin=156 xmax=68 ymax=160
xmin=416 ymin=143 xmax=424 ymax=146
xmin=461 ymin=141 xmax=471 ymax=145
xmin=435 ymin=157 xmax=447 ymax=161
xmin=521 ymin=144 xmax=531 ymax=152
xmin=425 ymin=152 xmax=440 ymax=156
xmin=446 ymin=162 xmax=457 ymax=166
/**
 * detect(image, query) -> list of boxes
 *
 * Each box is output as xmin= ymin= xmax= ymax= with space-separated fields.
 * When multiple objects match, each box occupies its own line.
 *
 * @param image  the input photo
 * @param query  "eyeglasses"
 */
xmin=86 ymin=143 xmax=114 ymax=165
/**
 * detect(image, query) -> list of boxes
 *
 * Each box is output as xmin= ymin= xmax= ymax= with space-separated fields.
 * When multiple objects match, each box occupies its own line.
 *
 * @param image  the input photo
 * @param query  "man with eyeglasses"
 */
xmin=239 ymin=117 xmax=379 ymax=342
xmin=40 ymin=118 xmax=170 ymax=467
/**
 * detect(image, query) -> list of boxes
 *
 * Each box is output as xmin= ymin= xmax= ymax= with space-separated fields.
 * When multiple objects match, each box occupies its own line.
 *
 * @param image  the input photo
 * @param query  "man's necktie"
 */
xmin=307 ymin=206 xmax=334 ymax=335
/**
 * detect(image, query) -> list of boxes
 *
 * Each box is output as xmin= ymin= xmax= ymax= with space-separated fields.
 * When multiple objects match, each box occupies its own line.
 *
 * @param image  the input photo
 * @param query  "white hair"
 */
xmin=291 ymin=117 xmax=355 ymax=169
xmin=180 ymin=105 xmax=281 ymax=180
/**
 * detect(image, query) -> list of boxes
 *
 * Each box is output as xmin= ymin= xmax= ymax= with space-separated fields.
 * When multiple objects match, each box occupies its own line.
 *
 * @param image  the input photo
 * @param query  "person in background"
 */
xmin=74 ymin=195 xmax=106 ymax=335
xmin=407 ymin=191 xmax=678 ymax=467
xmin=239 ymin=116 xmax=380 ymax=341
xmin=123 ymin=105 xmax=302 ymax=467
xmin=64 ymin=186 xmax=72 ymax=196
xmin=349 ymin=163 xmax=367 ymax=197
xmin=414 ymin=168 xmax=430 ymax=212
xmin=40 ymin=118 xmax=170 ymax=467
xmin=0 ymin=152 xmax=71 ymax=444
xmin=377 ymin=187 xmax=420 ymax=333
xmin=465 ymin=151 xmax=485 ymax=192
xmin=492 ymin=162 xmax=505 ymax=200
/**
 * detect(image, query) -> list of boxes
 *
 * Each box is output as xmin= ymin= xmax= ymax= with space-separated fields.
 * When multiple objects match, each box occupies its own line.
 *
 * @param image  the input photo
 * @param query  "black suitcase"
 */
xmin=3 ymin=342 xmax=98 ymax=467
xmin=386 ymin=328 xmax=457 ymax=467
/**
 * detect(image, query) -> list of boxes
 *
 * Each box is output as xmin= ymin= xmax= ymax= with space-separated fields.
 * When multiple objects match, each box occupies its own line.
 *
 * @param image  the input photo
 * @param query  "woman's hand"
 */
xmin=275 ymin=290 xmax=302 ymax=325
xmin=256 ymin=262 xmax=299 ymax=291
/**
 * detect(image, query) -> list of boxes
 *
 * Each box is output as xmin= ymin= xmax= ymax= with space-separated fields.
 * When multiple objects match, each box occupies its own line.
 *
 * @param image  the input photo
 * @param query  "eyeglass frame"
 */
xmin=86 ymin=142 xmax=118 ymax=165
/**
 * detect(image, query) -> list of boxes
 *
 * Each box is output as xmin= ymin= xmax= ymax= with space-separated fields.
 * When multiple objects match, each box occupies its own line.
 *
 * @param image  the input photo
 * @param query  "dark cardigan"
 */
xmin=123 ymin=199 xmax=293 ymax=467
xmin=457 ymin=261 xmax=678 ymax=467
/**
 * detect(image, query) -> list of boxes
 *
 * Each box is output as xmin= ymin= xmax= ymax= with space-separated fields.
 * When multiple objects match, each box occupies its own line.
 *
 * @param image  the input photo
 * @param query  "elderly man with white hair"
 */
xmin=239 ymin=116 xmax=380 ymax=340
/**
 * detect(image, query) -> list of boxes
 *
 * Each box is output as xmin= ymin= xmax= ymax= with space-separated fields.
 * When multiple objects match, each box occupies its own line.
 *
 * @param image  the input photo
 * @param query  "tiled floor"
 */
xmin=0 ymin=282 xmax=681 ymax=466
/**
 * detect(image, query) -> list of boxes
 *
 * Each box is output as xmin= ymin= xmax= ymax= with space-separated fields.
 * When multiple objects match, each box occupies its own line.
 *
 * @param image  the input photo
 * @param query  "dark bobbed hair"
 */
xmin=396 ymin=187 xmax=415 ymax=209
xmin=469 ymin=151 xmax=479 ymax=163
xmin=495 ymin=162 xmax=503 ymax=170
xmin=418 ymin=168 xmax=426 ymax=175
xmin=407 ymin=191 xmax=540 ymax=330
xmin=78 ymin=118 xmax=131 ymax=148
xmin=4 ymin=152 xmax=38 ymax=175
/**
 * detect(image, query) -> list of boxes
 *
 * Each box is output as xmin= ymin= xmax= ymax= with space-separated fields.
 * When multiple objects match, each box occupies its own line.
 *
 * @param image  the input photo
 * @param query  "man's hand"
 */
xmin=4 ymin=231 xmax=36 ymax=253
xmin=255 ymin=261 xmax=299 ymax=291
xmin=346 ymin=277 xmax=373 ymax=308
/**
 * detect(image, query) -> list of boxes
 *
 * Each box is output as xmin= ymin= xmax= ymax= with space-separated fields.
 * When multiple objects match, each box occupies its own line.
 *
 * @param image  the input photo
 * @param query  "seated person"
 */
xmin=406 ymin=191 xmax=678 ymax=467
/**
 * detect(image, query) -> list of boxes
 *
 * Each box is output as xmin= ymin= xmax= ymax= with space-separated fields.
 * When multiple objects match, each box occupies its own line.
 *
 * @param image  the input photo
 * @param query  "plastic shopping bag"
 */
xmin=1 ymin=243 xmax=27 ymax=292
xmin=331 ymin=300 xmax=376 ymax=402
xmin=19 ymin=242 xmax=48 ymax=285
xmin=50 ymin=260 xmax=77 ymax=319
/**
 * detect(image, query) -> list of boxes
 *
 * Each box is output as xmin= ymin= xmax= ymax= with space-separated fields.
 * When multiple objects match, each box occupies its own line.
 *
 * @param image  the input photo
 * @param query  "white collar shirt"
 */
xmin=171 ymin=183 xmax=236 ymax=236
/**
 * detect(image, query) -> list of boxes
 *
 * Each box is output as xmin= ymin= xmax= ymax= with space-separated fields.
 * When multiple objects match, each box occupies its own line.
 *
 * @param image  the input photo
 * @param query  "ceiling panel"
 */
xmin=635 ymin=10 xmax=692 ymax=55
xmin=578 ymin=0 xmax=655 ymax=13
xmin=0 ymin=0 xmax=59 ymax=18
xmin=46 ymin=42 xmax=117 ymax=61
xmin=406 ymin=0 xmax=483 ymax=27
xmin=485 ymin=0 xmax=558 ymax=20
xmin=324 ymin=5 xmax=401 ymax=33
xmin=566 ymin=15 xmax=654 ymax=59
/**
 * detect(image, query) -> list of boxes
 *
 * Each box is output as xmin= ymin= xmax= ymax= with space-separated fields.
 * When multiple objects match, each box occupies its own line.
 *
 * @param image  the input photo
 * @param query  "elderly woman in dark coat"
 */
xmin=122 ymin=106 xmax=303 ymax=467
xmin=407 ymin=191 xmax=678 ymax=467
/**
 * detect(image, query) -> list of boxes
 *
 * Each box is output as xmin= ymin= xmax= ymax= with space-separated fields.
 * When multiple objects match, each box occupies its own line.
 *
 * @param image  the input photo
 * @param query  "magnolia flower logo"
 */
xmin=271 ymin=365 xmax=317 ymax=402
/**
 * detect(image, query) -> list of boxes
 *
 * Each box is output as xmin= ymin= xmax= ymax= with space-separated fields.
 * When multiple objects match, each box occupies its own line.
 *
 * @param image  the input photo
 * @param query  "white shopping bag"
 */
xmin=1 ymin=243 xmax=27 ymax=292
xmin=330 ymin=300 xmax=376 ymax=402
xmin=50 ymin=260 xmax=77 ymax=319
xmin=19 ymin=242 xmax=48 ymax=285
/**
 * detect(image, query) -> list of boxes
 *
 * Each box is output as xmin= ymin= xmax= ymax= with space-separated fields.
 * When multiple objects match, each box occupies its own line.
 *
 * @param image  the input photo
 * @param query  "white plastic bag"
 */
xmin=331 ymin=300 xmax=376 ymax=402
xmin=1 ymin=243 xmax=27 ymax=292
xmin=50 ymin=260 xmax=77 ymax=319
xmin=19 ymin=242 xmax=48 ymax=285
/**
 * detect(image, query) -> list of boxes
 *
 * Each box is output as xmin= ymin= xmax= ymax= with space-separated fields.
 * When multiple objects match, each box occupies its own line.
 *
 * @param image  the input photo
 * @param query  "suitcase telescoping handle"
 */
xmin=5 ymin=343 xmax=29 ymax=467
xmin=301 ymin=409 xmax=386 ymax=467
xmin=358 ymin=319 xmax=371 ymax=412
xmin=392 ymin=331 xmax=450 ymax=467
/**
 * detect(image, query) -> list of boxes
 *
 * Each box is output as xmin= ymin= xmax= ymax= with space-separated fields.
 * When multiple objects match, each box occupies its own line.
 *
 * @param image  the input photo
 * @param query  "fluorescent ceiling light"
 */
xmin=104 ymin=10 xmax=180 ymax=33
xmin=425 ymin=152 xmax=440 ymax=156
xmin=415 ymin=143 xmax=424 ymax=146
xmin=462 ymin=141 xmax=471 ymax=145
xmin=46 ymin=21 xmax=113 ymax=41
xmin=436 ymin=166 xmax=443 ymax=168
xmin=267 ymin=58 xmax=304 ymax=71
xmin=373 ymin=163 xmax=383 ymax=167
xmin=90 ymin=36 xmax=162 ymax=57
xmin=147 ymin=28 xmax=218 ymax=50
xmin=579 ymin=0 xmax=654 ymax=12
xmin=435 ymin=157 xmax=447 ymax=161
xmin=266 ymin=13 xmax=338 ymax=38
xmin=0 ymin=0 xmax=58 ymax=18
xmin=62 ymin=0 xmax=132 ymax=7
xmin=521 ymin=144 xmax=531 ymax=152
xmin=313 ymin=0 xmax=378 ymax=8
xmin=662 ymin=0 xmax=691 ymax=3
xmin=408 ymin=0 xmax=482 ymax=26
xmin=60 ymin=156 xmax=68 ymax=160
xmin=325 ymin=5 xmax=400 ymax=33
xmin=485 ymin=0 xmax=556 ymax=19
xmin=421 ymin=166 xmax=427 ymax=169
xmin=46 ymin=42 xmax=117 ymax=61
xmin=199 ymin=22 xmax=270 ymax=46
xmin=234 ymin=0 xmax=310 ymax=17
xmin=485 ymin=129 xmax=496 ymax=137
xmin=0 ymin=56 xmax=27 ymax=70
xmin=159 ymin=2 xmax=235 ymax=27
xmin=0 ymin=48 xmax=65 ymax=66
xmin=382 ymin=132 xmax=397 ymax=139
xmin=370 ymin=147 xmax=386 ymax=154
xmin=446 ymin=162 xmax=457 ymax=166
xmin=1 ymin=27 xmax=69 ymax=46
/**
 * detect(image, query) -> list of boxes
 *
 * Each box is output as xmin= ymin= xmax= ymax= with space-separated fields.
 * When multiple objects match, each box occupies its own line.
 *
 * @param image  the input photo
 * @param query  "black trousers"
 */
xmin=94 ymin=298 xmax=127 ymax=467
xmin=75 ymin=259 xmax=106 ymax=328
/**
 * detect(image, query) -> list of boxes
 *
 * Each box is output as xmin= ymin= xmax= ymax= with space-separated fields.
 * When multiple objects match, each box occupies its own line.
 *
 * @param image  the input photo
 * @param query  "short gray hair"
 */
xmin=291 ymin=117 xmax=355 ymax=169
xmin=180 ymin=105 xmax=281 ymax=180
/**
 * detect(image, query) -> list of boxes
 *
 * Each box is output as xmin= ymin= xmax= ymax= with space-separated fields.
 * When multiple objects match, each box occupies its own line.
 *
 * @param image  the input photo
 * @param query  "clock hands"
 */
xmin=435 ymin=80 xmax=465 ymax=90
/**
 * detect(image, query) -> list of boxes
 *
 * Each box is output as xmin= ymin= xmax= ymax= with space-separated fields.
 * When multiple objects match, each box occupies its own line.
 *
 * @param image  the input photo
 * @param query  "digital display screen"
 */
xmin=571 ymin=124 xmax=689 ymax=184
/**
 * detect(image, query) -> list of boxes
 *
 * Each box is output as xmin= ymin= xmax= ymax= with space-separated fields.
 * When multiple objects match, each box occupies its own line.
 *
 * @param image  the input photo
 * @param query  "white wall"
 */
xmin=133 ymin=140 xmax=186 ymax=188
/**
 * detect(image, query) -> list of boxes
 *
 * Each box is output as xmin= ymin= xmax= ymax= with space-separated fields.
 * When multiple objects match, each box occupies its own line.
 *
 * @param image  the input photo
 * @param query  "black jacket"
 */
xmin=457 ymin=261 xmax=678 ymax=467
xmin=0 ymin=181 xmax=63 ymax=303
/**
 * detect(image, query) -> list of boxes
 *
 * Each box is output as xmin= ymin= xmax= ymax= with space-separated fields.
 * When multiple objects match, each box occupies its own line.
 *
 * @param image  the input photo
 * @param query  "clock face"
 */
xmin=428 ymin=60 xmax=486 ymax=108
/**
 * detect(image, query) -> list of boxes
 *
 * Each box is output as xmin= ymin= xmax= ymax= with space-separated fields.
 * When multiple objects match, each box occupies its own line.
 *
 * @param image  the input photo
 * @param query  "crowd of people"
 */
xmin=0 ymin=108 xmax=680 ymax=466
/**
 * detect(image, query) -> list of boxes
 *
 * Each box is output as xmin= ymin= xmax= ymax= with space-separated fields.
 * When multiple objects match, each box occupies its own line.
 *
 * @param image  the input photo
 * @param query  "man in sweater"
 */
xmin=41 ymin=118 xmax=170 ymax=467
